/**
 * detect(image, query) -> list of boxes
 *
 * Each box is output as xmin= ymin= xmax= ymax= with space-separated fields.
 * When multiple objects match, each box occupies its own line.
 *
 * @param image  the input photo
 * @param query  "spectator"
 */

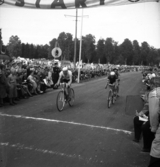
xmin=27 ymin=70 xmax=38 ymax=95
xmin=39 ymin=68 xmax=47 ymax=93
xmin=133 ymin=94 xmax=155 ymax=152
xmin=148 ymin=77 xmax=160 ymax=167
xmin=0 ymin=64 xmax=9 ymax=107
xmin=52 ymin=62 xmax=60 ymax=89
xmin=7 ymin=68 xmax=18 ymax=105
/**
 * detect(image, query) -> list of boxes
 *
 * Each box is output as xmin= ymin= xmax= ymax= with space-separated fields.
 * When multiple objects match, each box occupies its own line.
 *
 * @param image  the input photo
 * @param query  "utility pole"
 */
xmin=74 ymin=8 xmax=78 ymax=68
xmin=65 ymin=9 xmax=78 ymax=68
xmin=77 ymin=9 xmax=88 ymax=83
xmin=65 ymin=9 xmax=88 ymax=69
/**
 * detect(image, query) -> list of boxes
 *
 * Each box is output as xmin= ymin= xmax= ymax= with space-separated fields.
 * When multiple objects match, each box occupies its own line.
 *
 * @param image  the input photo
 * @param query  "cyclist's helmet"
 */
xmin=62 ymin=66 xmax=68 ymax=73
xmin=110 ymin=71 xmax=115 ymax=76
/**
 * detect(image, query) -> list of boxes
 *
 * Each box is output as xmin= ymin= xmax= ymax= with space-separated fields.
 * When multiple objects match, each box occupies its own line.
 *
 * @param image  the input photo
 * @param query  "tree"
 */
xmin=41 ymin=44 xmax=49 ymax=59
xmin=141 ymin=41 xmax=150 ymax=65
xmin=21 ymin=43 xmax=25 ymax=58
xmin=148 ymin=47 xmax=159 ymax=66
xmin=58 ymin=32 xmax=67 ymax=61
xmin=7 ymin=35 xmax=22 ymax=57
xmin=63 ymin=33 xmax=74 ymax=61
xmin=120 ymin=38 xmax=133 ymax=65
xmin=83 ymin=34 xmax=96 ymax=63
xmin=48 ymin=38 xmax=57 ymax=59
xmin=25 ymin=43 xmax=30 ymax=58
xmin=104 ymin=38 xmax=115 ymax=64
xmin=133 ymin=40 xmax=141 ymax=65
xmin=96 ymin=39 xmax=105 ymax=64
xmin=80 ymin=36 xmax=87 ymax=63
xmin=113 ymin=42 xmax=120 ymax=64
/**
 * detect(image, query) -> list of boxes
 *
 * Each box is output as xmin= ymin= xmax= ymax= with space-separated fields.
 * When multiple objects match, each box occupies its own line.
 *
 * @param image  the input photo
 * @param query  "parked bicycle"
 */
xmin=107 ymin=83 xmax=118 ymax=108
xmin=56 ymin=83 xmax=75 ymax=111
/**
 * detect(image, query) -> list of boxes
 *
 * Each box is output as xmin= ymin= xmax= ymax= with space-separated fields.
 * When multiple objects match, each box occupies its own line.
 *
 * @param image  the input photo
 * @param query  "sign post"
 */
xmin=51 ymin=41 xmax=62 ymax=59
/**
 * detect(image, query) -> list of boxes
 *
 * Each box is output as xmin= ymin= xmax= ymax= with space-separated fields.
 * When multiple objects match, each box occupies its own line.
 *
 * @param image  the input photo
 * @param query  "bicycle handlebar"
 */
xmin=60 ymin=83 xmax=66 ymax=86
xmin=108 ymin=83 xmax=115 ymax=86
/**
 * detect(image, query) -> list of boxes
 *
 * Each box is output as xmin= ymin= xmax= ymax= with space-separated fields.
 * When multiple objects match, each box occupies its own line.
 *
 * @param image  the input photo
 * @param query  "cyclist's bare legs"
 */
xmin=65 ymin=84 xmax=71 ymax=100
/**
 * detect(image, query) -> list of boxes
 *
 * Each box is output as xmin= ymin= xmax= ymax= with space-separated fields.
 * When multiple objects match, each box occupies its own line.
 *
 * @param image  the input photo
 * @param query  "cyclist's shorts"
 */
xmin=61 ymin=78 xmax=70 ymax=83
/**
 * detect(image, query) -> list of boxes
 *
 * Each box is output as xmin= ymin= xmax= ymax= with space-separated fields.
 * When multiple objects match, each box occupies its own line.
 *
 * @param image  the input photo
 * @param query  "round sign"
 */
xmin=51 ymin=47 xmax=62 ymax=58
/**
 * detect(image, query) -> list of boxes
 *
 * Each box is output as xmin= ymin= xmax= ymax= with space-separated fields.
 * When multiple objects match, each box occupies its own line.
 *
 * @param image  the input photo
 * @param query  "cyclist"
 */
xmin=56 ymin=66 xmax=72 ymax=100
xmin=113 ymin=68 xmax=119 ymax=80
xmin=105 ymin=71 xmax=117 ymax=91
xmin=113 ymin=67 xmax=120 ymax=96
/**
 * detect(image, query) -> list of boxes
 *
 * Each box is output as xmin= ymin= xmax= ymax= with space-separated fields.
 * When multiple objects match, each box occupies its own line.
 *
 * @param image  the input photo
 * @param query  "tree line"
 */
xmin=2 ymin=31 xmax=160 ymax=66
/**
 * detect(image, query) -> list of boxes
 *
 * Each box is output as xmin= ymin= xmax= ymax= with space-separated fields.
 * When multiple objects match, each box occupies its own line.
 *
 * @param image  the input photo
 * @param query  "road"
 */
xmin=0 ymin=71 xmax=150 ymax=167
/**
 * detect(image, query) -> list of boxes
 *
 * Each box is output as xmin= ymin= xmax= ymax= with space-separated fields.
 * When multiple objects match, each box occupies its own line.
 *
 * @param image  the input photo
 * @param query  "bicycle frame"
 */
xmin=109 ymin=84 xmax=115 ymax=97
xmin=56 ymin=82 xmax=75 ymax=111
xmin=107 ymin=83 xmax=116 ymax=108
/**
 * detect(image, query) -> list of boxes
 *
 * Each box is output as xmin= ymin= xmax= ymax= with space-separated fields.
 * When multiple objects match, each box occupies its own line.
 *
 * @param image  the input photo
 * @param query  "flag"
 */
xmin=0 ymin=0 xmax=159 ymax=10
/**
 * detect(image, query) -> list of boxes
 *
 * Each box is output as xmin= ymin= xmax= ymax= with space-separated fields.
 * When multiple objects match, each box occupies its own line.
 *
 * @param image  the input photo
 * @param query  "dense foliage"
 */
xmin=1 ymin=31 xmax=160 ymax=66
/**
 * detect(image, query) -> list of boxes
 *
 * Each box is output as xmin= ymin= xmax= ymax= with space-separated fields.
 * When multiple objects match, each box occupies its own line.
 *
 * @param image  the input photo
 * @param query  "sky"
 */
xmin=0 ymin=2 xmax=160 ymax=48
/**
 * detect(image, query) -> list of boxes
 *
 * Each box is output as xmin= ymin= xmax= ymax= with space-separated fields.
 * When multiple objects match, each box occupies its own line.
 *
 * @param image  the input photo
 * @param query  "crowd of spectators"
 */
xmin=0 ymin=61 xmax=51 ymax=107
xmin=133 ymin=67 xmax=160 ymax=167
xmin=0 ymin=58 xmax=111 ymax=107
xmin=0 ymin=57 xmax=143 ymax=108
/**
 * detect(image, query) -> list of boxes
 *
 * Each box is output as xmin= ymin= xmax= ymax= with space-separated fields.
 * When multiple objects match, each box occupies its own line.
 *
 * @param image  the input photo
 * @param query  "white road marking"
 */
xmin=0 ymin=112 xmax=132 ymax=135
xmin=0 ymin=142 xmax=87 ymax=161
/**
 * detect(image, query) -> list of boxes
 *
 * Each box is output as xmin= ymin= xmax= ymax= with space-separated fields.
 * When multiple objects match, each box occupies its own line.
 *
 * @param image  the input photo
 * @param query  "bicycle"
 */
xmin=107 ymin=83 xmax=117 ymax=108
xmin=56 ymin=83 xmax=75 ymax=112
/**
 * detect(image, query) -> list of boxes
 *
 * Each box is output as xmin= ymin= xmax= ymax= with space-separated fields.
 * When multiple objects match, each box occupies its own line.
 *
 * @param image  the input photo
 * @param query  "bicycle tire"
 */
xmin=117 ymin=86 xmax=119 ymax=97
xmin=56 ymin=91 xmax=65 ymax=111
xmin=68 ymin=88 xmax=75 ymax=107
xmin=108 ymin=90 xmax=112 ymax=108
xmin=112 ymin=94 xmax=115 ymax=104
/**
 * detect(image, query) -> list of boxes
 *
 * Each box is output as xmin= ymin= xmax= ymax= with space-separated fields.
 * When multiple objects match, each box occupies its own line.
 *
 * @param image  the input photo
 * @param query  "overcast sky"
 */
xmin=0 ymin=2 xmax=160 ymax=48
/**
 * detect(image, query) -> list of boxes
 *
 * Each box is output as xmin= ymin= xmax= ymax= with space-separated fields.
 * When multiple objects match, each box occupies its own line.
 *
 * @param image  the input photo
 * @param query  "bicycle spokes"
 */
xmin=68 ymin=88 xmax=75 ymax=106
xmin=108 ymin=91 xmax=112 ymax=108
xmin=56 ymin=91 xmax=65 ymax=111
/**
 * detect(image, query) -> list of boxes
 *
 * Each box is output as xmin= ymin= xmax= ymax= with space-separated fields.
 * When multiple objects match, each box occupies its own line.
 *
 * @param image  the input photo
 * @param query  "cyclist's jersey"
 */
xmin=108 ymin=75 xmax=117 ymax=84
xmin=59 ymin=70 xmax=72 ymax=83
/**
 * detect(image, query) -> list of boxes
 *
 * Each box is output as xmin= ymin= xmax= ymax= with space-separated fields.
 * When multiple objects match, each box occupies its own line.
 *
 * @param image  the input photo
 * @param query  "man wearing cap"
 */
xmin=52 ymin=62 xmax=60 ymax=89
xmin=56 ymin=66 xmax=72 ymax=100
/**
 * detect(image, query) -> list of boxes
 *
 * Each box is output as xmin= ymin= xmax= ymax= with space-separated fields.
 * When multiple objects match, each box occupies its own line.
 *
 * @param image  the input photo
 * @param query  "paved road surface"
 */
xmin=0 ymin=71 xmax=150 ymax=167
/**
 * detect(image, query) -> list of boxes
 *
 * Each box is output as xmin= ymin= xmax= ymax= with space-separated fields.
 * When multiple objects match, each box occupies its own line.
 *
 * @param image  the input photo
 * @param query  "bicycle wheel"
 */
xmin=68 ymin=88 xmax=75 ymax=107
xmin=114 ymin=89 xmax=117 ymax=102
xmin=108 ymin=90 xmax=112 ymax=108
xmin=117 ymin=85 xmax=119 ymax=97
xmin=56 ymin=91 xmax=65 ymax=111
xmin=112 ymin=93 xmax=115 ymax=104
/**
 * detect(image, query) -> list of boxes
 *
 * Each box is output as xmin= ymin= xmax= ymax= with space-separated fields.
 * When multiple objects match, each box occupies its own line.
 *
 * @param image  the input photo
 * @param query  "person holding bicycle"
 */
xmin=56 ymin=66 xmax=72 ymax=101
